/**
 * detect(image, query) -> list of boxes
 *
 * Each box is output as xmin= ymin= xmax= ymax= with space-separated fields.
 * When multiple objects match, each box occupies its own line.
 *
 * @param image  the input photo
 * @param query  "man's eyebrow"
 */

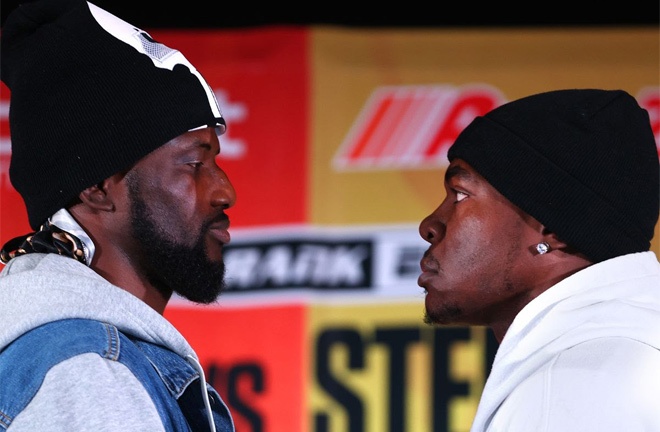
xmin=195 ymin=141 xmax=212 ymax=151
xmin=189 ymin=140 xmax=217 ymax=155
xmin=445 ymin=165 xmax=471 ymax=182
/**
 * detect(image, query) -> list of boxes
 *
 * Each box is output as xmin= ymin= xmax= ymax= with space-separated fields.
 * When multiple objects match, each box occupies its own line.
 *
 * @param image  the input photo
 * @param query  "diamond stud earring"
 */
xmin=536 ymin=242 xmax=550 ymax=255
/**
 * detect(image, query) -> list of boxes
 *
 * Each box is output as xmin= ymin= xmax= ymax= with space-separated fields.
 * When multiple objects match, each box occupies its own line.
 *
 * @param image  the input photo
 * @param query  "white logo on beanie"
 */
xmin=86 ymin=1 xmax=224 ymax=132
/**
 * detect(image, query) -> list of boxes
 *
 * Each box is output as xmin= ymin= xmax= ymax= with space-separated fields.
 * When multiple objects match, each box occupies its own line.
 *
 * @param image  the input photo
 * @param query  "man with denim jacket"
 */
xmin=0 ymin=0 xmax=236 ymax=430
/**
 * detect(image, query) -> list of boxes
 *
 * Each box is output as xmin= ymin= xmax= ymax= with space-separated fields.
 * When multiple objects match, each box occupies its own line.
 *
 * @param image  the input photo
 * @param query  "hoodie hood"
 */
xmin=0 ymin=253 xmax=196 ymax=359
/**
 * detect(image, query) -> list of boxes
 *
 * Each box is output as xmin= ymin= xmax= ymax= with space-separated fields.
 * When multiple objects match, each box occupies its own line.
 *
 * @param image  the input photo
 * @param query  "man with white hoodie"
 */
xmin=0 ymin=0 xmax=236 ymax=430
xmin=417 ymin=89 xmax=660 ymax=431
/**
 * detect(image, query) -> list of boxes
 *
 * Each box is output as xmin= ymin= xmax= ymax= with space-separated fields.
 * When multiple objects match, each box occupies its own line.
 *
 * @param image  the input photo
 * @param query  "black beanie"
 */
xmin=448 ymin=89 xmax=659 ymax=263
xmin=1 ymin=0 xmax=226 ymax=230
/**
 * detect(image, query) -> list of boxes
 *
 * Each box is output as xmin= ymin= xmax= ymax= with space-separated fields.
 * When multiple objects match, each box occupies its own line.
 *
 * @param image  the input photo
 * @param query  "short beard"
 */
xmin=423 ymin=304 xmax=462 ymax=326
xmin=127 ymin=177 xmax=226 ymax=304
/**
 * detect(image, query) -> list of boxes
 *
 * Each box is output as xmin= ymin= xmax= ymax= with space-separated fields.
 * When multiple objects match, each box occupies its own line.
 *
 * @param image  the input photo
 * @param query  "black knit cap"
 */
xmin=448 ymin=89 xmax=659 ymax=263
xmin=1 ymin=0 xmax=226 ymax=230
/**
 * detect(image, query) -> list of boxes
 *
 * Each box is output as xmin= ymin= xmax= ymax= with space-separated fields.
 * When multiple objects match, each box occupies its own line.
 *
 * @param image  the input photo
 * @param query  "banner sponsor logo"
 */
xmin=0 ymin=99 xmax=8 ymax=155
xmin=332 ymin=85 xmax=506 ymax=171
xmin=309 ymin=303 xmax=499 ymax=432
xmin=1 ymin=97 xmax=10 ymax=185
xmin=637 ymin=86 xmax=660 ymax=154
xmin=334 ymin=85 xmax=660 ymax=170
xmin=215 ymin=89 xmax=248 ymax=160
xmin=225 ymin=237 xmax=374 ymax=291
xmin=180 ymin=225 xmax=428 ymax=300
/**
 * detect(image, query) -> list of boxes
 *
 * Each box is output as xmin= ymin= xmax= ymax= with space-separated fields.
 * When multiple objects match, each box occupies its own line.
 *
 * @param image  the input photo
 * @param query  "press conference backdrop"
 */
xmin=0 ymin=17 xmax=658 ymax=432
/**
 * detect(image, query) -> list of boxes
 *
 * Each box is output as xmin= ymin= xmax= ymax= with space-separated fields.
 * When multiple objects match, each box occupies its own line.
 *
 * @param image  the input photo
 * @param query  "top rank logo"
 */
xmin=332 ymin=84 xmax=506 ymax=171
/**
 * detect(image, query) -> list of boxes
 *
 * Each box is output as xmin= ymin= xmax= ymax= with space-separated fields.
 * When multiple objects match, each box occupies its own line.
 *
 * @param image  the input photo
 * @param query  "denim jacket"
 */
xmin=0 ymin=318 xmax=234 ymax=432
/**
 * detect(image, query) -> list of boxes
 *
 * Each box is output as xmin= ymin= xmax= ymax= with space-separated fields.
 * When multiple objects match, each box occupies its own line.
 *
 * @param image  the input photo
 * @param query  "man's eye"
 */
xmin=455 ymin=191 xmax=468 ymax=202
xmin=187 ymin=161 xmax=203 ymax=169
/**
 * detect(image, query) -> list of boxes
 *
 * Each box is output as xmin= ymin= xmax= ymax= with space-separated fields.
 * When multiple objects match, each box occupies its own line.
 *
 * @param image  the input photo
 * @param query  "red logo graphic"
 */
xmin=637 ymin=86 xmax=660 ymax=156
xmin=333 ymin=85 xmax=506 ymax=170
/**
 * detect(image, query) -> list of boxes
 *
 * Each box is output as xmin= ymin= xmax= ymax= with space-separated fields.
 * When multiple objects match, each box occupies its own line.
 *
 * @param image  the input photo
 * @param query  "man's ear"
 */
xmin=540 ymin=227 xmax=593 ymax=264
xmin=77 ymin=173 xmax=124 ymax=212
xmin=541 ymin=228 xmax=570 ymax=251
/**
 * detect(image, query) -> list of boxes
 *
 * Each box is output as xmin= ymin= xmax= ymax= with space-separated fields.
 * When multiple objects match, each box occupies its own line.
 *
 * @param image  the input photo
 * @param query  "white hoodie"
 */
xmin=471 ymin=251 xmax=660 ymax=432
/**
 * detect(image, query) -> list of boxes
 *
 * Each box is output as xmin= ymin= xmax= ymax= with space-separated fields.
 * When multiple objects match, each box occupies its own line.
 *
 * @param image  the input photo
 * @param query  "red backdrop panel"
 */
xmin=164 ymin=304 xmax=308 ymax=432
xmin=150 ymin=28 xmax=310 ymax=228
xmin=0 ymin=27 xmax=310 ymax=242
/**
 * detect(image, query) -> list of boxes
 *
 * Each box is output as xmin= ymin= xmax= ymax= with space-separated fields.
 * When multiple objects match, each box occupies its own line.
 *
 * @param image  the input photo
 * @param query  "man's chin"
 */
xmin=177 ymin=286 xmax=223 ymax=305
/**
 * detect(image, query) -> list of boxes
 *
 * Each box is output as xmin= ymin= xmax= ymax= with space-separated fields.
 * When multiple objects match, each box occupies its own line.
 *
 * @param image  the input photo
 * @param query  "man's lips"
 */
xmin=208 ymin=219 xmax=231 ymax=244
xmin=419 ymin=256 xmax=438 ymax=274
xmin=418 ymin=272 xmax=432 ymax=287
xmin=418 ymin=260 xmax=436 ymax=288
